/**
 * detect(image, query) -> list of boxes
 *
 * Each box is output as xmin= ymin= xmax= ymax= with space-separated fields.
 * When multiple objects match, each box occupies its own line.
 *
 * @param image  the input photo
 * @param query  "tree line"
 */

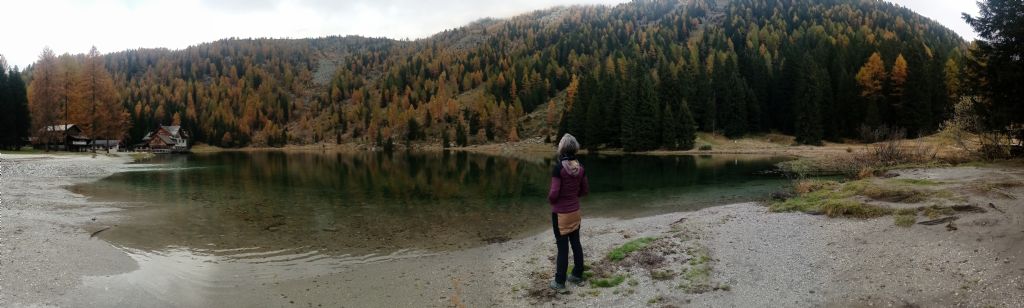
xmin=15 ymin=0 xmax=973 ymax=151
xmin=0 ymin=55 xmax=30 ymax=149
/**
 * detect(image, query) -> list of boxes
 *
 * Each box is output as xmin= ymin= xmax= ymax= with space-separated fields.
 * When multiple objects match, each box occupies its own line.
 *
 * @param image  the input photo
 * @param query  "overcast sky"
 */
xmin=0 ymin=0 xmax=981 ymax=69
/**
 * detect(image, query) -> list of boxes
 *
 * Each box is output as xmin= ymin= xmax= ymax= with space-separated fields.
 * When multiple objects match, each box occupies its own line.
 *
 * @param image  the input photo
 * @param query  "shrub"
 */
xmin=698 ymin=144 xmax=712 ymax=151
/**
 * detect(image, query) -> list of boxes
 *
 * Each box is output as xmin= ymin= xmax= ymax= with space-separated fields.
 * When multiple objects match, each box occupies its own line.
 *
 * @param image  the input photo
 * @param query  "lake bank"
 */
xmin=2 ymin=153 xmax=1022 ymax=307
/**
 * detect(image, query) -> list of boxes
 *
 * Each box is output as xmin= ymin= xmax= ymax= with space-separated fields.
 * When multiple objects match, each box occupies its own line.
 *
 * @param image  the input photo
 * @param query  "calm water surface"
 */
xmin=73 ymin=151 xmax=791 ymax=257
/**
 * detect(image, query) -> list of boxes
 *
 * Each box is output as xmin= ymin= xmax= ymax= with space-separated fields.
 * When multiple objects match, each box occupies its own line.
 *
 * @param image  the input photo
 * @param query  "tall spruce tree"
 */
xmin=661 ymin=104 xmax=678 ymax=149
xmin=631 ymin=67 xmax=660 ymax=151
xmin=792 ymin=58 xmax=826 ymax=145
xmin=963 ymin=0 xmax=1024 ymax=143
xmin=677 ymin=101 xmax=697 ymax=150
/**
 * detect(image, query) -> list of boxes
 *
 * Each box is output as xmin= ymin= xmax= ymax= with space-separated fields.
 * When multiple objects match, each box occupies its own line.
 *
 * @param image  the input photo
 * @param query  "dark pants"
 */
xmin=552 ymin=213 xmax=584 ymax=284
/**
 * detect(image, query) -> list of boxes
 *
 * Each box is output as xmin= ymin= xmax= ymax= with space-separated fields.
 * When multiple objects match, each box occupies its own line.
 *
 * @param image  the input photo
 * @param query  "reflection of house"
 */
xmin=141 ymin=125 xmax=190 ymax=153
xmin=91 ymin=140 xmax=123 ymax=152
xmin=35 ymin=124 xmax=90 ymax=151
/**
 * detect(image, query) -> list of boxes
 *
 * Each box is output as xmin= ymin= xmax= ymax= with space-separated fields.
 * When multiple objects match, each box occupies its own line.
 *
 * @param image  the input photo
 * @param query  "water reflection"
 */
xmin=73 ymin=151 xmax=790 ymax=256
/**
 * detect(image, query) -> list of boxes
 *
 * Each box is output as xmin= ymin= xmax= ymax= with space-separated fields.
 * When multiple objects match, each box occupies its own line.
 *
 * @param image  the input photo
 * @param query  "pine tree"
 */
xmin=962 ymin=0 xmax=1024 ymax=142
xmin=661 ymin=104 xmax=678 ymax=149
xmin=567 ymin=75 xmax=589 ymax=145
xmin=677 ymin=101 xmax=697 ymax=150
xmin=455 ymin=122 xmax=468 ymax=146
xmin=583 ymin=74 xmax=603 ymax=148
xmin=792 ymin=58 xmax=825 ymax=145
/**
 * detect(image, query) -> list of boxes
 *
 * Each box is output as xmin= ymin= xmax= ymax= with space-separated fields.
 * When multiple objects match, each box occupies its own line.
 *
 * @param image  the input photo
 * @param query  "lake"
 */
xmin=73 ymin=151 xmax=792 ymax=258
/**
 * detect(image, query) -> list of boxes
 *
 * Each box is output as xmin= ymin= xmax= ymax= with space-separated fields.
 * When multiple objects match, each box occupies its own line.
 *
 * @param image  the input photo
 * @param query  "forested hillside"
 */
xmin=24 ymin=0 xmax=967 ymax=149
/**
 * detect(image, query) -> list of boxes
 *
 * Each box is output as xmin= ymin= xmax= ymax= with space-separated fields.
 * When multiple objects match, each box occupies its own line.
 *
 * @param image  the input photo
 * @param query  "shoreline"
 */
xmin=2 ymin=153 xmax=1022 ymax=307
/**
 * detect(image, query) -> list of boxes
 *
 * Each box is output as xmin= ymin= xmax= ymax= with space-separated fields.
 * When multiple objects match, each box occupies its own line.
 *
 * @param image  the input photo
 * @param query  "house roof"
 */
xmin=161 ymin=125 xmax=181 ymax=136
xmin=44 ymin=124 xmax=77 ymax=132
xmin=155 ymin=134 xmax=174 ymax=145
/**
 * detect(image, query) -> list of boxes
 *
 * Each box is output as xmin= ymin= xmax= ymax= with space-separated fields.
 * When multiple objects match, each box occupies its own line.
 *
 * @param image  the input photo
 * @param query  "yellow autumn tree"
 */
xmin=28 ymin=48 xmax=63 ymax=148
xmin=856 ymin=52 xmax=887 ymax=126
xmin=890 ymin=54 xmax=908 ymax=98
xmin=75 ymin=47 xmax=126 ymax=140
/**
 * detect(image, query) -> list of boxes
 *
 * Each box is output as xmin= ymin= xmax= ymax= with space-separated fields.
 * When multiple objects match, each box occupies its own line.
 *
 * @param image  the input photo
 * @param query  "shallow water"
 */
xmin=74 ymin=151 xmax=791 ymax=259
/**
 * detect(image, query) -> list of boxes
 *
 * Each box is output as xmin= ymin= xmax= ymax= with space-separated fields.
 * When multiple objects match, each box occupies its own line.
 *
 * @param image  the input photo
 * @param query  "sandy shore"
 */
xmin=2 ymin=153 xmax=1022 ymax=307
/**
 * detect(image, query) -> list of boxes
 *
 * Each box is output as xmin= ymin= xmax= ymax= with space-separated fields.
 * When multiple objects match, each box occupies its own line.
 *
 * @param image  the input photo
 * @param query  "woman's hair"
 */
xmin=557 ymin=133 xmax=580 ymax=156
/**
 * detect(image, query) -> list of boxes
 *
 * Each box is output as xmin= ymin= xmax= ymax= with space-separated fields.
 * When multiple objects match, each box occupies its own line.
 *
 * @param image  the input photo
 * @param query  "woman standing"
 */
xmin=547 ymin=133 xmax=589 ymax=291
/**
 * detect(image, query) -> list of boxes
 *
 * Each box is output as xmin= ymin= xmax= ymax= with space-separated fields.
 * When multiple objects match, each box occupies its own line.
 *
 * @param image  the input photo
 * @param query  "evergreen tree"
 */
xmin=627 ymin=67 xmax=660 ymax=152
xmin=455 ymin=122 xmax=468 ymax=147
xmin=715 ymin=57 xmax=748 ymax=138
xmin=406 ymin=117 xmax=421 ymax=143
xmin=583 ymin=74 xmax=604 ymax=148
xmin=660 ymin=104 xmax=678 ymax=149
xmin=792 ymin=58 xmax=826 ymax=145
xmin=963 ymin=0 xmax=1024 ymax=142
xmin=677 ymin=101 xmax=697 ymax=150
xmin=567 ymin=75 xmax=590 ymax=145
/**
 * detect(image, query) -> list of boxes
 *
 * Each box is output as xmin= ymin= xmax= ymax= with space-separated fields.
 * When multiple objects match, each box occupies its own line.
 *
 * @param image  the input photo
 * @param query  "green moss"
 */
xmin=607 ymin=237 xmax=655 ymax=262
xmin=894 ymin=214 xmax=916 ymax=227
xmin=590 ymin=275 xmax=626 ymax=288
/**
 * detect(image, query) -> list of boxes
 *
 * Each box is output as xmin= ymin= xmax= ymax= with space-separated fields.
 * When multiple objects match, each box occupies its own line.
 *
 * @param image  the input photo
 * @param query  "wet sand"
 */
xmin=2 ymin=153 xmax=1023 ymax=307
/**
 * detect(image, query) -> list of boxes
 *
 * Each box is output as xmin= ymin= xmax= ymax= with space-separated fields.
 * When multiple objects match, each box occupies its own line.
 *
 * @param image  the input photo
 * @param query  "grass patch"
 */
xmin=923 ymin=205 xmax=955 ymax=219
xmin=590 ymin=275 xmax=625 ymax=288
xmin=567 ymin=264 xmax=594 ymax=280
xmin=771 ymin=184 xmax=890 ymax=218
xmin=650 ymin=269 xmax=676 ymax=280
xmin=794 ymin=179 xmax=840 ymax=194
xmin=895 ymin=208 xmax=918 ymax=215
xmin=679 ymin=246 xmax=713 ymax=293
xmin=821 ymin=199 xmax=892 ymax=218
xmin=894 ymin=214 xmax=916 ymax=227
xmin=607 ymin=237 xmax=655 ymax=262
xmin=772 ymin=178 xmax=957 ymax=218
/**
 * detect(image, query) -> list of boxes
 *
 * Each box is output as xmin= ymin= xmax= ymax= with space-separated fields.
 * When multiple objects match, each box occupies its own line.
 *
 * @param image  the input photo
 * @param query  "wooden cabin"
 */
xmin=35 ymin=124 xmax=90 ymax=152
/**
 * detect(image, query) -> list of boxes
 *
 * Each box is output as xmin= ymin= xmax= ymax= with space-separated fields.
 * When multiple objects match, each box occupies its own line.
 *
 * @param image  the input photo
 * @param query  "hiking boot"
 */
xmin=549 ymin=281 xmax=568 ymax=293
xmin=567 ymin=275 xmax=585 ymax=286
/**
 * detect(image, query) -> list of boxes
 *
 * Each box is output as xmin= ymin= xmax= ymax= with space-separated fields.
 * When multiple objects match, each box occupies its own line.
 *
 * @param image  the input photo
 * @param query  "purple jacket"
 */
xmin=548 ymin=155 xmax=589 ymax=213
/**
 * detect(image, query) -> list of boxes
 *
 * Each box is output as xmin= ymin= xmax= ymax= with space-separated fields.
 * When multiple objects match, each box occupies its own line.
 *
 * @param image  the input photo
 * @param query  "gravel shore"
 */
xmin=2 ymin=153 xmax=1022 ymax=307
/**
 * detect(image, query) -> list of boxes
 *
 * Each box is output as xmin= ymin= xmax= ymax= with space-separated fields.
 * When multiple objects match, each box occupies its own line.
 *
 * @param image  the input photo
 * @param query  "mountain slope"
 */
xmin=74 ymin=0 xmax=964 ymax=147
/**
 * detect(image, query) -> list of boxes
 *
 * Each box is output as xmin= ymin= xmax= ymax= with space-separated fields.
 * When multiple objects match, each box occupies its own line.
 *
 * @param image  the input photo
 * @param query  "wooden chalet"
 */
xmin=139 ymin=125 xmax=190 ymax=153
